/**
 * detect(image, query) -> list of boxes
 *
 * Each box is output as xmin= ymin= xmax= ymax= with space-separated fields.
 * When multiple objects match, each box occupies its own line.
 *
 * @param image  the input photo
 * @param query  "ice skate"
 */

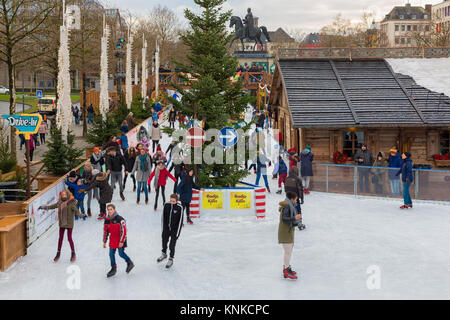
xmin=126 ymin=261 xmax=134 ymax=274
xmin=70 ymin=251 xmax=76 ymax=262
xmin=283 ymin=267 xmax=297 ymax=280
xmin=157 ymin=252 xmax=167 ymax=263
xmin=166 ymin=258 xmax=174 ymax=269
xmin=107 ymin=265 xmax=117 ymax=278
xmin=53 ymin=251 xmax=61 ymax=262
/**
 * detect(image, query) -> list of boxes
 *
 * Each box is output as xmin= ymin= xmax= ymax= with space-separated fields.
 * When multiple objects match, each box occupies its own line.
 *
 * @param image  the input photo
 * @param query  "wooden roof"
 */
xmin=271 ymin=59 xmax=450 ymax=128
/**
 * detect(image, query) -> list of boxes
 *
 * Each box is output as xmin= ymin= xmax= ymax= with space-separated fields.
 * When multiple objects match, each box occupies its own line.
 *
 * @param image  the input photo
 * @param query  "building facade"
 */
xmin=432 ymin=0 xmax=450 ymax=31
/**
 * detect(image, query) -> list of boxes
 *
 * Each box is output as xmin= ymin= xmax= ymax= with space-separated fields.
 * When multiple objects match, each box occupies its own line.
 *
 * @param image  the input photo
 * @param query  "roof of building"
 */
xmin=383 ymin=4 xmax=430 ymax=21
xmin=267 ymin=28 xmax=296 ymax=43
xmin=272 ymin=59 xmax=450 ymax=128
xmin=302 ymin=33 xmax=321 ymax=45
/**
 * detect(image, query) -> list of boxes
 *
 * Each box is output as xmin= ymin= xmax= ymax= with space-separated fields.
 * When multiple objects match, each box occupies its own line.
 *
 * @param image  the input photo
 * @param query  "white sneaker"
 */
xmin=157 ymin=253 xmax=167 ymax=263
xmin=166 ymin=258 xmax=173 ymax=269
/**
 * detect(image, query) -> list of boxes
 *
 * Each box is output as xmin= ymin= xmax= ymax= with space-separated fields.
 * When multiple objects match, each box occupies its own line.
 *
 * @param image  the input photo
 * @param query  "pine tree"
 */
xmin=43 ymin=127 xmax=83 ymax=176
xmin=170 ymin=0 xmax=251 ymax=187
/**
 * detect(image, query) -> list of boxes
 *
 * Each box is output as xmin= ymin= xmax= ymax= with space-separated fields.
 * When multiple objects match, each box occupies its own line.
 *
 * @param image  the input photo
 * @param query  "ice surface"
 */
xmin=1 ymin=121 xmax=450 ymax=300
xmin=386 ymin=58 xmax=450 ymax=98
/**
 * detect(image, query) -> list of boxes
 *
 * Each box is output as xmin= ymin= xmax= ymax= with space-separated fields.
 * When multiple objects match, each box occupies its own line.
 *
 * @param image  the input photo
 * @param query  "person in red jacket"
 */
xmin=148 ymin=160 xmax=177 ymax=210
xmin=103 ymin=204 xmax=134 ymax=278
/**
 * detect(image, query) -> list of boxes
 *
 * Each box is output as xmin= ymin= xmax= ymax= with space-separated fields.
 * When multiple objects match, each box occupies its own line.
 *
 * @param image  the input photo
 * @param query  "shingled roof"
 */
xmin=274 ymin=59 xmax=450 ymax=128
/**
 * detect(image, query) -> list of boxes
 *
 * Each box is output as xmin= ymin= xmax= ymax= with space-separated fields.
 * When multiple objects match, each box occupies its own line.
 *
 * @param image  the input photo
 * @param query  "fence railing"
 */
xmin=309 ymin=163 xmax=450 ymax=202
xmin=278 ymin=47 xmax=450 ymax=60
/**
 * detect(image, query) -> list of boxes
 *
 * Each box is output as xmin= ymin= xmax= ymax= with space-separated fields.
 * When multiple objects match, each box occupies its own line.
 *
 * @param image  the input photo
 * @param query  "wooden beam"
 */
xmin=329 ymin=60 xmax=360 ymax=125
xmin=383 ymin=60 xmax=428 ymax=124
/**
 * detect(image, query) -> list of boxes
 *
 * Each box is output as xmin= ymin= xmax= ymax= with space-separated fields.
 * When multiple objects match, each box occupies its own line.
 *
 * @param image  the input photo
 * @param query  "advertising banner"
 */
xmin=230 ymin=192 xmax=252 ymax=209
xmin=202 ymin=191 xmax=224 ymax=209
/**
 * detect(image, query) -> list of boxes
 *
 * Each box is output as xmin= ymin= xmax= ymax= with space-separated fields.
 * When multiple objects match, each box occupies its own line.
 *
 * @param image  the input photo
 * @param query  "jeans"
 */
xmin=109 ymin=248 xmax=131 ymax=266
xmin=76 ymin=199 xmax=85 ymax=215
xmin=110 ymin=171 xmax=124 ymax=193
xmin=137 ymin=181 xmax=148 ymax=200
xmin=390 ymin=179 xmax=400 ymax=196
xmin=87 ymin=112 xmax=93 ymax=123
xmin=358 ymin=167 xmax=370 ymax=193
xmin=403 ymin=182 xmax=412 ymax=205
xmin=255 ymin=171 xmax=270 ymax=190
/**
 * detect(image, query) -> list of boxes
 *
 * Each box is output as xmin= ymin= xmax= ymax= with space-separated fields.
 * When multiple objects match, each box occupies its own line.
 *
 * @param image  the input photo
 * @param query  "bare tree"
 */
xmin=411 ymin=14 xmax=450 ymax=47
xmin=0 ymin=0 xmax=56 ymax=158
xmin=286 ymin=28 xmax=307 ymax=43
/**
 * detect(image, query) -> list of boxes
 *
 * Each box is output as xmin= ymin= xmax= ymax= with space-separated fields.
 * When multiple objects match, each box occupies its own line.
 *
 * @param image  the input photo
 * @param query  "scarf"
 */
xmin=154 ymin=167 xmax=162 ymax=188
xmin=139 ymin=154 xmax=148 ymax=172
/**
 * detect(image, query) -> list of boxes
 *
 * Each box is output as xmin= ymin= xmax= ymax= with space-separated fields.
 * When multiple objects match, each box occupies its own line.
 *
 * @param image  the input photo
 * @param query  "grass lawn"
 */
xmin=0 ymin=93 xmax=81 ymax=114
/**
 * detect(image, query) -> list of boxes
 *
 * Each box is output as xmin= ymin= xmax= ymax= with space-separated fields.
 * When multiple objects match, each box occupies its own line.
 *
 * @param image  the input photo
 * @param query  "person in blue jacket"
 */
xmin=65 ymin=176 xmax=88 ymax=220
xmin=176 ymin=168 xmax=204 ymax=225
xmin=388 ymin=148 xmax=402 ymax=196
xmin=396 ymin=152 xmax=414 ymax=209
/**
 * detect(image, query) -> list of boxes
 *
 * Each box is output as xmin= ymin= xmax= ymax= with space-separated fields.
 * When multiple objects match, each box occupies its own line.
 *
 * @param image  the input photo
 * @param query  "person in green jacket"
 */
xmin=371 ymin=152 xmax=388 ymax=195
xmin=39 ymin=189 xmax=82 ymax=263
xmin=278 ymin=192 xmax=302 ymax=280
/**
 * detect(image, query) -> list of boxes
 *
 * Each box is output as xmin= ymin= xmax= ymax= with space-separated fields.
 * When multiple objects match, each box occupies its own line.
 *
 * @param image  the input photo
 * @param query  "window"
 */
xmin=440 ymin=131 xmax=450 ymax=155
xmin=407 ymin=37 xmax=411 ymax=44
xmin=407 ymin=25 xmax=411 ymax=31
xmin=395 ymin=37 xmax=400 ymax=44
xmin=424 ymin=14 xmax=428 ymax=19
xmin=425 ymin=25 xmax=430 ymax=32
xmin=401 ymin=37 xmax=406 ymax=44
xmin=412 ymin=15 xmax=416 ymax=19
xmin=401 ymin=25 xmax=406 ymax=31
xmin=395 ymin=24 xmax=399 ymax=31
xmin=412 ymin=25 xmax=418 ymax=31
xmin=400 ymin=15 xmax=404 ymax=19
xmin=343 ymin=131 xmax=365 ymax=158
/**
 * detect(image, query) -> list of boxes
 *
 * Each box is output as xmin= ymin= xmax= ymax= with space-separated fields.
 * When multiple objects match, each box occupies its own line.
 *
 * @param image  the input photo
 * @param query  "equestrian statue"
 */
xmin=229 ymin=8 xmax=271 ymax=51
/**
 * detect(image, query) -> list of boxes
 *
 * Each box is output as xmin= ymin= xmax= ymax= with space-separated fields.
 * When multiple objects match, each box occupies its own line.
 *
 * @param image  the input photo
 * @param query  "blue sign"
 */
xmin=219 ymin=127 xmax=238 ymax=147
xmin=36 ymin=90 xmax=43 ymax=99
xmin=2 ymin=114 xmax=42 ymax=136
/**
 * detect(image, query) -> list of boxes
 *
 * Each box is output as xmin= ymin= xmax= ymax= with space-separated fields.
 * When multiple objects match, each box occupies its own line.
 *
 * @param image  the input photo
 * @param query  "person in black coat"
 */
xmin=123 ymin=147 xmax=137 ymax=192
xmin=168 ymin=107 xmax=177 ymax=129
xmin=105 ymin=147 xmax=128 ymax=200
xmin=176 ymin=168 xmax=204 ymax=225
xmin=80 ymin=172 xmax=113 ymax=220
xmin=157 ymin=194 xmax=184 ymax=269
xmin=169 ymin=162 xmax=185 ymax=193
xmin=284 ymin=166 xmax=305 ymax=230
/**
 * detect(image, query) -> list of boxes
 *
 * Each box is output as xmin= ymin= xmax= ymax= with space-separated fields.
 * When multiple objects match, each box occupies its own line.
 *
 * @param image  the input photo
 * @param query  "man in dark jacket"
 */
xmin=157 ymin=194 xmax=184 ymax=269
xmin=176 ymin=168 xmax=204 ymax=225
xmin=105 ymin=147 xmax=128 ymax=200
xmin=168 ymin=107 xmax=177 ymax=129
xmin=300 ymin=146 xmax=314 ymax=194
xmin=396 ymin=152 xmax=414 ymax=209
xmin=81 ymin=171 xmax=113 ymax=220
xmin=354 ymin=143 xmax=374 ymax=194
xmin=284 ymin=166 xmax=305 ymax=230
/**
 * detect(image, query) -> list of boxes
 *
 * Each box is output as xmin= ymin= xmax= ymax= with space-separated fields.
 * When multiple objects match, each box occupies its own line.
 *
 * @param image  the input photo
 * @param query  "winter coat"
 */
xmin=131 ymin=154 xmax=151 ymax=182
xmin=354 ymin=149 xmax=374 ymax=166
xmin=148 ymin=167 xmax=176 ymax=188
xmin=65 ymin=181 xmax=87 ymax=202
xmin=118 ymin=134 xmax=129 ymax=149
xmin=388 ymin=153 xmax=402 ymax=180
xmin=176 ymin=174 xmax=201 ymax=204
xmin=300 ymin=152 xmax=314 ymax=177
xmin=44 ymin=194 xmax=82 ymax=229
xmin=289 ymin=154 xmax=299 ymax=169
xmin=125 ymin=114 xmax=137 ymax=130
xmin=38 ymin=122 xmax=48 ymax=134
xmin=278 ymin=158 xmax=288 ymax=175
xmin=278 ymin=199 xmax=300 ymax=244
xmin=90 ymin=152 xmax=105 ymax=172
xmin=284 ymin=166 xmax=304 ymax=203
xmin=162 ymin=202 xmax=183 ymax=237
xmin=103 ymin=212 xmax=127 ymax=249
xmin=105 ymin=153 xmax=126 ymax=172
xmin=83 ymin=172 xmax=113 ymax=204
xmin=168 ymin=110 xmax=177 ymax=122
xmin=371 ymin=156 xmax=388 ymax=185
xmin=150 ymin=123 xmax=162 ymax=141
xmin=256 ymin=153 xmax=271 ymax=175
xmin=397 ymin=158 xmax=414 ymax=183
xmin=137 ymin=126 xmax=149 ymax=142
xmin=123 ymin=150 xmax=137 ymax=172
xmin=87 ymin=105 xmax=95 ymax=114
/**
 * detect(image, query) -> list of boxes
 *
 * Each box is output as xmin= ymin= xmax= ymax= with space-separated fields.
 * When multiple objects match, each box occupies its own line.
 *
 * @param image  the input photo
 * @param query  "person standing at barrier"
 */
xmin=131 ymin=148 xmax=151 ymax=205
xmin=388 ymin=148 xmax=402 ymax=196
xmin=371 ymin=152 xmax=388 ymax=195
xmin=397 ymin=152 xmax=414 ymax=209
xmin=278 ymin=192 xmax=302 ymax=280
xmin=157 ymin=194 xmax=184 ymax=269
xmin=65 ymin=175 xmax=88 ymax=221
xmin=105 ymin=147 xmax=128 ymax=201
xmin=176 ymin=168 xmax=204 ymax=225
xmin=81 ymin=171 xmax=113 ymax=220
xmin=103 ymin=204 xmax=134 ymax=278
xmin=354 ymin=143 xmax=374 ymax=194
xmin=300 ymin=146 xmax=314 ymax=195
xmin=39 ymin=190 xmax=82 ymax=263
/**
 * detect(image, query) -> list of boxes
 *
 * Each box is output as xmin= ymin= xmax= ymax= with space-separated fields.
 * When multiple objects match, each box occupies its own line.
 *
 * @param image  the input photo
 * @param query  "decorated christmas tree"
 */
xmin=170 ymin=0 xmax=251 ymax=187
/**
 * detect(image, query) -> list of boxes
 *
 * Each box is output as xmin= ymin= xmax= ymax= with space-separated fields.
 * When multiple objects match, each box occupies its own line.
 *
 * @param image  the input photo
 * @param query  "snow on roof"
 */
xmin=386 ymin=58 xmax=450 ymax=98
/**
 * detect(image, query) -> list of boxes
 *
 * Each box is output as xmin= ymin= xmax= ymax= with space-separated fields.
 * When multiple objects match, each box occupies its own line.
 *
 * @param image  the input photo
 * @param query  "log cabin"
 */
xmin=269 ymin=58 xmax=450 ymax=168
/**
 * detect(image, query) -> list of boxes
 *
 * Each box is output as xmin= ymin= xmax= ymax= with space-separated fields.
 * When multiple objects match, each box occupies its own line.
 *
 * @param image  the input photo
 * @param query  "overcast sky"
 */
xmin=102 ymin=0 xmax=444 ymax=33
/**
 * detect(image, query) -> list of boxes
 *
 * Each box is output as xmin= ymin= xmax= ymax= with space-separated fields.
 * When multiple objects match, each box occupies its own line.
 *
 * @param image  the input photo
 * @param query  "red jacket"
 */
xmin=103 ymin=213 xmax=127 ymax=249
xmin=148 ymin=167 xmax=176 ymax=187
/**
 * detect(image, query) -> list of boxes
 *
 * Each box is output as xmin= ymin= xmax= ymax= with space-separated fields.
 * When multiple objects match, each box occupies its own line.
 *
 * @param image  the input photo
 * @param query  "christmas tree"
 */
xmin=170 ymin=0 xmax=251 ymax=187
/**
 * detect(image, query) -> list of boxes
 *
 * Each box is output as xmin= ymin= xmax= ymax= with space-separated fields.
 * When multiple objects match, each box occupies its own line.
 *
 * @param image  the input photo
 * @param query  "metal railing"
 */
xmin=308 ymin=163 xmax=450 ymax=202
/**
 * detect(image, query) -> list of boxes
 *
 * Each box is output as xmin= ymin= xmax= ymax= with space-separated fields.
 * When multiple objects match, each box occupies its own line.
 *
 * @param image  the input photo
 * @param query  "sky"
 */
xmin=102 ymin=0 xmax=444 ymax=33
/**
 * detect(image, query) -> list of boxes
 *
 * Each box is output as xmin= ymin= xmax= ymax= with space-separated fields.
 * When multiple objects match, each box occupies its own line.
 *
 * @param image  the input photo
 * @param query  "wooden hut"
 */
xmin=269 ymin=58 xmax=450 ymax=167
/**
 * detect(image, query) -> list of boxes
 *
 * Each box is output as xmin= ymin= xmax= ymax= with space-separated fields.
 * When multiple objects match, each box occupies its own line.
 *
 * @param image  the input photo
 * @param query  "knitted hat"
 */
xmin=68 ymin=171 xmax=77 ymax=178
xmin=93 ymin=147 xmax=100 ymax=153
xmin=377 ymin=152 xmax=383 ymax=158
xmin=156 ymin=145 xmax=162 ymax=151
xmin=404 ymin=152 xmax=411 ymax=158
xmin=390 ymin=148 xmax=397 ymax=153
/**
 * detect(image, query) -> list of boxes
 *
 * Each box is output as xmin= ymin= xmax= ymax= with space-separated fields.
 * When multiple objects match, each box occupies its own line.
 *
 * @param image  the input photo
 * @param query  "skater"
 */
xmin=125 ymin=112 xmax=137 ymax=130
xmin=80 ymin=171 xmax=113 ymax=220
xmin=157 ymin=194 xmax=184 ymax=269
xmin=81 ymin=164 xmax=97 ymax=217
xmin=354 ymin=143 xmax=374 ymax=194
xmin=119 ymin=120 xmax=129 ymax=134
xmin=254 ymin=150 xmax=272 ymax=193
xmin=388 ymin=148 xmax=402 ymax=196
xmin=66 ymin=171 xmax=80 ymax=195
xmin=300 ymin=146 xmax=314 ymax=195
xmin=38 ymin=120 xmax=48 ymax=144
xmin=288 ymin=149 xmax=299 ymax=170
xmin=274 ymin=155 xmax=288 ymax=194
xmin=118 ymin=130 xmax=129 ymax=153
xmin=103 ymin=204 xmax=134 ymax=278
xmin=104 ymin=136 xmax=120 ymax=153
xmin=284 ymin=166 xmax=305 ymax=230
xmin=371 ymin=152 xmax=388 ymax=195
xmin=278 ymin=192 xmax=302 ymax=280
xmin=168 ymin=107 xmax=177 ymax=129
xmin=131 ymin=148 xmax=151 ymax=204
xmin=152 ymin=144 xmax=167 ymax=169
xmin=148 ymin=160 xmax=177 ymax=210
xmin=165 ymin=140 xmax=178 ymax=159
xmin=90 ymin=147 xmax=105 ymax=172
xmin=123 ymin=147 xmax=137 ymax=192
xmin=169 ymin=162 xmax=185 ymax=194
xmin=176 ymin=168 xmax=204 ymax=224
xmin=150 ymin=120 xmax=162 ymax=153
xmin=397 ymin=152 xmax=414 ymax=209
xmin=105 ymin=146 xmax=128 ymax=201
xmin=65 ymin=175 xmax=88 ymax=220
xmin=19 ymin=133 xmax=25 ymax=150
xmin=39 ymin=190 xmax=82 ymax=262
